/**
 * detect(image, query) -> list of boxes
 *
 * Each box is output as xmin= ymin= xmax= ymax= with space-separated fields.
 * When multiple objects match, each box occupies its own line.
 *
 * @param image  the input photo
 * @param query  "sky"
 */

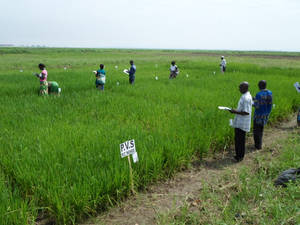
xmin=1 ymin=0 xmax=300 ymax=51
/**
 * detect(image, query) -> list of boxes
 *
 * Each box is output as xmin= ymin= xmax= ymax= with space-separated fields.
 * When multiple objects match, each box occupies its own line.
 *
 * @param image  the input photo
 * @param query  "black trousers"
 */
xmin=235 ymin=128 xmax=246 ymax=160
xmin=253 ymin=121 xmax=264 ymax=149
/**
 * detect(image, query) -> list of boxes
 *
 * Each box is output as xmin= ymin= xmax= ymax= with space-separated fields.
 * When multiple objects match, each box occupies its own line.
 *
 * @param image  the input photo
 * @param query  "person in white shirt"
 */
xmin=169 ymin=61 xmax=179 ymax=79
xmin=220 ymin=56 xmax=226 ymax=73
xmin=229 ymin=82 xmax=253 ymax=162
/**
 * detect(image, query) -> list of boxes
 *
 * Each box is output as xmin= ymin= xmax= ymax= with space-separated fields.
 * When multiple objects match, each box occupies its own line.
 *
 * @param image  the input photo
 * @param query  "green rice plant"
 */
xmin=0 ymin=48 xmax=299 ymax=224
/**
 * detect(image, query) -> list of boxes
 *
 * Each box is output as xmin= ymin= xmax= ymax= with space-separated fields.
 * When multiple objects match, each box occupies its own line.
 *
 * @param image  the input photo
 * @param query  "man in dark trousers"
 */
xmin=128 ymin=60 xmax=136 ymax=84
xmin=253 ymin=80 xmax=273 ymax=149
xmin=229 ymin=82 xmax=253 ymax=162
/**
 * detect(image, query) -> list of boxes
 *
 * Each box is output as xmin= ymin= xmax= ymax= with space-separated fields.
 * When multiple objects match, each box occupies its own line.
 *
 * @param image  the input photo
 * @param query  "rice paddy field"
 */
xmin=0 ymin=48 xmax=299 ymax=224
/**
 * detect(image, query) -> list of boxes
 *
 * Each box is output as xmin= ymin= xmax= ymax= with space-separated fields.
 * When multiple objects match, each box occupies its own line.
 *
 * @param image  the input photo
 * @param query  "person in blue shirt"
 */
xmin=94 ymin=64 xmax=106 ymax=90
xmin=128 ymin=60 xmax=136 ymax=84
xmin=253 ymin=80 xmax=272 ymax=150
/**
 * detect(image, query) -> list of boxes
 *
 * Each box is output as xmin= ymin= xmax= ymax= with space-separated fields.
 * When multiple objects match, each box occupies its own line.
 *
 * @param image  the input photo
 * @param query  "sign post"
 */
xmin=120 ymin=139 xmax=137 ymax=194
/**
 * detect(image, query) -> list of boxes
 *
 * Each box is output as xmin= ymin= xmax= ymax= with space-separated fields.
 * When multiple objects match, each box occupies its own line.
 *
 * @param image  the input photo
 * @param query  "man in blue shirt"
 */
xmin=253 ymin=80 xmax=273 ymax=150
xmin=128 ymin=60 xmax=136 ymax=84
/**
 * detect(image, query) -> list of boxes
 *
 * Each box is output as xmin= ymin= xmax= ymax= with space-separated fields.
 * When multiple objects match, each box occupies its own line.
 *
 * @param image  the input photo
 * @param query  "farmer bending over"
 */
xmin=48 ymin=81 xmax=61 ymax=95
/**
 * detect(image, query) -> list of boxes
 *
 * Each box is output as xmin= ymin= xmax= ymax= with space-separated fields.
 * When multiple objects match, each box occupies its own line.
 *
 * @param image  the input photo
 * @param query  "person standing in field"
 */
xmin=34 ymin=63 xmax=48 ymax=96
xmin=229 ymin=82 xmax=253 ymax=162
xmin=128 ymin=60 xmax=136 ymax=84
xmin=169 ymin=61 xmax=179 ymax=79
xmin=220 ymin=56 xmax=226 ymax=73
xmin=253 ymin=80 xmax=273 ymax=150
xmin=94 ymin=64 xmax=106 ymax=90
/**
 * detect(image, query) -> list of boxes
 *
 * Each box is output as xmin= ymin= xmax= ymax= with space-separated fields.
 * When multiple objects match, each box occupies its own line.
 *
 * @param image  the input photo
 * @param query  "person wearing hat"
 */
xmin=220 ymin=56 xmax=226 ymax=73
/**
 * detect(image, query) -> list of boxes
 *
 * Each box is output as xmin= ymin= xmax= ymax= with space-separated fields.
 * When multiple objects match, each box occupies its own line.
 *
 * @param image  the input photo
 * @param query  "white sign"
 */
xmin=120 ymin=139 xmax=136 ymax=158
xmin=132 ymin=152 xmax=139 ymax=163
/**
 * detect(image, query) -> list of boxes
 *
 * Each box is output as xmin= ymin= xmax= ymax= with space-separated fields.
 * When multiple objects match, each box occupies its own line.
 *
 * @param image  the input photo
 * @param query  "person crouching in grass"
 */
xmin=94 ymin=64 xmax=106 ymax=90
xmin=169 ymin=61 xmax=179 ymax=79
xmin=229 ymin=82 xmax=253 ymax=162
xmin=34 ymin=63 xmax=48 ymax=96
xmin=48 ymin=81 xmax=61 ymax=95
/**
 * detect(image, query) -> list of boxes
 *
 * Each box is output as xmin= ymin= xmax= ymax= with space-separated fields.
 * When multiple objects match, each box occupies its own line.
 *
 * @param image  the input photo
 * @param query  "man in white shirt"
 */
xmin=220 ymin=56 xmax=226 ymax=73
xmin=229 ymin=82 xmax=253 ymax=162
xmin=169 ymin=61 xmax=179 ymax=79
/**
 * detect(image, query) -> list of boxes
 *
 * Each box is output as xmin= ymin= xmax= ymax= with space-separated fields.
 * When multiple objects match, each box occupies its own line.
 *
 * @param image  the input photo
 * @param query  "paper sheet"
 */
xmin=294 ymin=82 xmax=300 ymax=93
xmin=218 ymin=106 xmax=231 ymax=111
xmin=123 ymin=69 xmax=129 ymax=75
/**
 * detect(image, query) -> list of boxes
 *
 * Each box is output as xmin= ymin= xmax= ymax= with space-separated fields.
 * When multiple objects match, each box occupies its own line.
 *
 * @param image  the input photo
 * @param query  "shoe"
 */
xmin=234 ymin=156 xmax=243 ymax=162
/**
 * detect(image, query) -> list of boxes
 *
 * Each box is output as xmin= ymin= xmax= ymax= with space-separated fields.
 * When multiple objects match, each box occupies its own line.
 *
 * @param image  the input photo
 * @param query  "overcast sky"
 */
xmin=1 ymin=0 xmax=300 ymax=51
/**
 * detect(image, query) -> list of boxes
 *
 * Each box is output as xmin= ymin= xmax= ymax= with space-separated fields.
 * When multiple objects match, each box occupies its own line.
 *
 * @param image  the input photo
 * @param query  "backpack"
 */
xmin=274 ymin=168 xmax=300 ymax=187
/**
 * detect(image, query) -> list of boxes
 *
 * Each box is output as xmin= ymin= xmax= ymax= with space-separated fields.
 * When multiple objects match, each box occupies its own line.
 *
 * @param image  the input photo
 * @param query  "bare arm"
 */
xmin=229 ymin=109 xmax=249 ymax=115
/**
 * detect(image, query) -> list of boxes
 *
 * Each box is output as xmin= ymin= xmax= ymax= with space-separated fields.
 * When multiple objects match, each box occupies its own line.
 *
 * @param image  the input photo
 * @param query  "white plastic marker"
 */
xmin=20 ymin=69 xmax=23 ymax=72
xmin=115 ymin=65 xmax=118 ymax=69
xmin=64 ymin=67 xmax=67 ymax=70
xmin=213 ymin=71 xmax=216 ymax=75
xmin=120 ymin=139 xmax=137 ymax=193
xmin=58 ymin=88 xmax=62 ymax=93
xmin=218 ymin=106 xmax=232 ymax=111
xmin=116 ymin=82 xmax=120 ymax=86
xmin=132 ymin=152 xmax=139 ymax=163
xmin=186 ymin=74 xmax=189 ymax=78
xmin=294 ymin=82 xmax=300 ymax=93
xmin=155 ymin=76 xmax=158 ymax=80
xmin=273 ymin=104 xmax=276 ymax=109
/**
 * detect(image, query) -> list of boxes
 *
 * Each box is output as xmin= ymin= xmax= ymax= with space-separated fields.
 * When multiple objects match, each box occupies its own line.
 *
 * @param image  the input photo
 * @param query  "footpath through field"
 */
xmin=82 ymin=115 xmax=298 ymax=225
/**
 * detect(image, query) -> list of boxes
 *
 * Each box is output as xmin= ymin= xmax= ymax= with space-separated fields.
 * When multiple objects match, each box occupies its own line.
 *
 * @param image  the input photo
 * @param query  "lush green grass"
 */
xmin=0 ymin=48 xmax=299 ymax=224
xmin=0 ymin=170 xmax=36 ymax=225
xmin=157 ymin=135 xmax=300 ymax=225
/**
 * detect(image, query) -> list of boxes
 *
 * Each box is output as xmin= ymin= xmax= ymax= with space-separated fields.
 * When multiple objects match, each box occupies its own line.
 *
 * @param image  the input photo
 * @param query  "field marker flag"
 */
xmin=120 ymin=139 xmax=136 ymax=158
xmin=120 ymin=139 xmax=138 ymax=193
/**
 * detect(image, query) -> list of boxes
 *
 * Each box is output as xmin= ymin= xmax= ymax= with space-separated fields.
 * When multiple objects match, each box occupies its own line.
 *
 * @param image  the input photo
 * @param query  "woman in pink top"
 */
xmin=35 ymin=63 xmax=48 ymax=95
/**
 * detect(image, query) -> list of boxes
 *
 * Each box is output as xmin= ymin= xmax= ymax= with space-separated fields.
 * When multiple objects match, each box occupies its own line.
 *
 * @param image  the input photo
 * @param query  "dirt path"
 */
xmin=81 ymin=116 xmax=299 ymax=225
